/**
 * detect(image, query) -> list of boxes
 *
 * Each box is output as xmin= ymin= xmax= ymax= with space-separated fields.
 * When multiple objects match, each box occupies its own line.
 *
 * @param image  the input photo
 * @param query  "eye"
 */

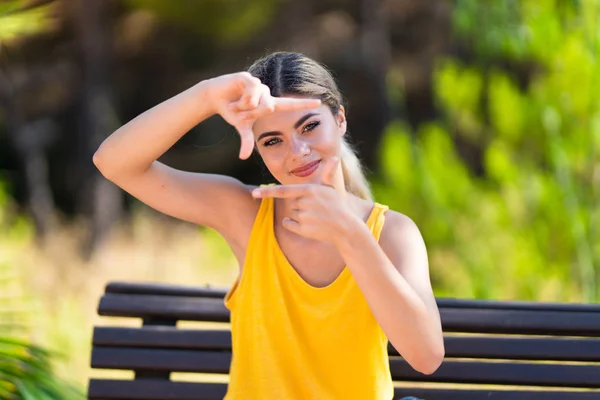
xmin=302 ymin=121 xmax=320 ymax=133
xmin=263 ymin=137 xmax=282 ymax=147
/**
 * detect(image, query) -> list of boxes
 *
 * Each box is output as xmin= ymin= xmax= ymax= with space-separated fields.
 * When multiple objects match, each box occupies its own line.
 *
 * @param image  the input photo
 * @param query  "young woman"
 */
xmin=93 ymin=51 xmax=444 ymax=400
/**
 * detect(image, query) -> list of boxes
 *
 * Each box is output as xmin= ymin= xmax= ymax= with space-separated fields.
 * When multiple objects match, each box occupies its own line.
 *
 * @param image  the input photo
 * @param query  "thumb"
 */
xmin=320 ymin=156 xmax=340 ymax=187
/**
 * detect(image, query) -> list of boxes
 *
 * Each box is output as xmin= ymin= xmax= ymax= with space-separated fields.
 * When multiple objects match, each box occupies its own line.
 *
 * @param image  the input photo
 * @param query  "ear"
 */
xmin=337 ymin=105 xmax=347 ymax=136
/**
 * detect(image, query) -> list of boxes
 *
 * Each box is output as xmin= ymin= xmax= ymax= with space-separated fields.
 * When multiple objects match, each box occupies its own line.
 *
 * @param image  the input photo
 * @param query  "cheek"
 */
xmin=310 ymin=127 xmax=341 ymax=154
xmin=258 ymin=148 xmax=287 ymax=176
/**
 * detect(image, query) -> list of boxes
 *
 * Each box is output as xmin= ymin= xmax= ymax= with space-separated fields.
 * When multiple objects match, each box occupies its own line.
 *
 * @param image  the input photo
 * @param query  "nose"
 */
xmin=289 ymin=135 xmax=310 ymax=160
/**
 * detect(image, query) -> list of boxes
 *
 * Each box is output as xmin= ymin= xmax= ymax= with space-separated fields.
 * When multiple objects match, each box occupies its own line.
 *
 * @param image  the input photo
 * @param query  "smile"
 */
xmin=291 ymin=160 xmax=320 ymax=177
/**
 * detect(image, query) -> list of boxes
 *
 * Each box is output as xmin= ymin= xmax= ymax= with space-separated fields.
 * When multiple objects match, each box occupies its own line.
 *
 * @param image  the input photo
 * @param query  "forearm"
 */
xmin=334 ymin=216 xmax=444 ymax=374
xmin=93 ymin=79 xmax=216 ymax=178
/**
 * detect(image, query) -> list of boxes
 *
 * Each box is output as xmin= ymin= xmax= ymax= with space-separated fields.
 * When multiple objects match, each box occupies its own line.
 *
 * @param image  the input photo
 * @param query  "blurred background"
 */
xmin=0 ymin=0 xmax=599 ymax=397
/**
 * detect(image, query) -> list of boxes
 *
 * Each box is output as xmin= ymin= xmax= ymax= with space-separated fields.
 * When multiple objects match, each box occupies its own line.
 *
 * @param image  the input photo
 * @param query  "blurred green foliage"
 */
xmin=0 ymin=337 xmax=85 ymax=400
xmin=0 ymin=181 xmax=85 ymax=400
xmin=374 ymin=0 xmax=600 ymax=302
xmin=0 ymin=1 xmax=54 ymax=41
xmin=0 ymin=2 xmax=87 ymax=397
xmin=125 ymin=0 xmax=280 ymax=44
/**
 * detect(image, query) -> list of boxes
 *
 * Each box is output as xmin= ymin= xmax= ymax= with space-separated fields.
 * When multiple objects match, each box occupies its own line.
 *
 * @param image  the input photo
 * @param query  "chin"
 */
xmin=290 ymin=174 xmax=320 ymax=184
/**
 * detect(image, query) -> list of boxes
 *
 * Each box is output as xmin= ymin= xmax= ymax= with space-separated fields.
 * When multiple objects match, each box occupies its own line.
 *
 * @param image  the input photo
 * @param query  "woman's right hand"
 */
xmin=206 ymin=72 xmax=321 ymax=159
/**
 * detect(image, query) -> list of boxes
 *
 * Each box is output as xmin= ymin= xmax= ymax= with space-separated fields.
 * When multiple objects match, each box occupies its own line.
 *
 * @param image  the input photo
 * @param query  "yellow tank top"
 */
xmin=223 ymin=197 xmax=393 ymax=400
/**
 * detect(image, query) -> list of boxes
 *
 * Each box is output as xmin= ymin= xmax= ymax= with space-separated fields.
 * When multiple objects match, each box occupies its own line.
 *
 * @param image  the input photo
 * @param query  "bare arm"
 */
xmin=94 ymin=79 xmax=215 ymax=180
xmin=93 ymin=78 xmax=257 ymax=252
xmin=334 ymin=211 xmax=444 ymax=375
xmin=93 ymin=73 xmax=321 ymax=257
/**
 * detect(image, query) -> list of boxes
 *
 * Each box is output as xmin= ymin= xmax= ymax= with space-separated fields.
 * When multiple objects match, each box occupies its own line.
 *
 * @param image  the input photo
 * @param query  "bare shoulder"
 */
xmin=212 ymin=181 xmax=262 ymax=249
xmin=105 ymin=162 xmax=262 ymax=261
xmin=380 ymin=209 xmax=423 ymax=242
xmin=378 ymin=209 xmax=428 ymax=271
xmin=189 ymin=179 xmax=262 ymax=267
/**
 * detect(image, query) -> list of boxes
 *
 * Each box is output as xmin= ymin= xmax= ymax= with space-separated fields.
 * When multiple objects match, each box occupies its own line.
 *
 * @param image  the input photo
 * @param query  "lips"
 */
xmin=290 ymin=160 xmax=320 ymax=177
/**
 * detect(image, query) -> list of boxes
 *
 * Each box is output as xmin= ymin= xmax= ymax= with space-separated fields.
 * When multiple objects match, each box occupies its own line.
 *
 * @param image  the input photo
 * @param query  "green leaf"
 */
xmin=0 ymin=0 xmax=55 ymax=41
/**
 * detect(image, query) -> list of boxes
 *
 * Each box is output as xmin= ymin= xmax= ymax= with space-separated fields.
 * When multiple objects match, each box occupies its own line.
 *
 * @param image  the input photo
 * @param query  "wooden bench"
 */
xmin=88 ymin=281 xmax=600 ymax=399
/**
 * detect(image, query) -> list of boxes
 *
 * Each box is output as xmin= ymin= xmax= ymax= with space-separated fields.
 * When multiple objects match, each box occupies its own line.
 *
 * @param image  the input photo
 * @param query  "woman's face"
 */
xmin=252 ymin=101 xmax=347 ymax=186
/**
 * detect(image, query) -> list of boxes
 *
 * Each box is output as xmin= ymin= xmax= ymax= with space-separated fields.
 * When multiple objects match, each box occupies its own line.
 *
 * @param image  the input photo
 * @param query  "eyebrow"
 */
xmin=257 ymin=112 xmax=320 ymax=142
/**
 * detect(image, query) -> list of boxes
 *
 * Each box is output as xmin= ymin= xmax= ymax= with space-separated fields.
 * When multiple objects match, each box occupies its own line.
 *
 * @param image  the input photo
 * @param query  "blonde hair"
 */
xmin=247 ymin=52 xmax=372 ymax=201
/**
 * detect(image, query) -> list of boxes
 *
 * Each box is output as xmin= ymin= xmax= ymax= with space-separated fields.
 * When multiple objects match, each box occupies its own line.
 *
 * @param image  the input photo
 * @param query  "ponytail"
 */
xmin=340 ymin=138 xmax=372 ymax=201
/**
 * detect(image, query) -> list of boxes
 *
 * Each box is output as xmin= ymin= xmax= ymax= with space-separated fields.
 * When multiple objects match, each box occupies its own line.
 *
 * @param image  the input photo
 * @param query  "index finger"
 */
xmin=252 ymin=184 xmax=310 ymax=199
xmin=237 ymin=123 xmax=255 ymax=159
xmin=273 ymin=97 xmax=321 ymax=111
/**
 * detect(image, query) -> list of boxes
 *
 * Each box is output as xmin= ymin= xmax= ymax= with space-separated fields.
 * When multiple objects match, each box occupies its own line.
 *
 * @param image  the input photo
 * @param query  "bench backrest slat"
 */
xmin=93 ymin=326 xmax=600 ymax=362
xmin=390 ymin=359 xmax=600 ymax=388
xmin=91 ymin=348 xmax=231 ymax=374
xmin=104 ymin=282 xmax=600 ymax=314
xmin=442 ymin=308 xmax=600 ymax=336
xmin=91 ymin=346 xmax=600 ymax=388
xmin=88 ymin=379 xmax=600 ymax=400
xmin=396 ymin=388 xmax=600 ymax=400
xmin=441 ymin=336 xmax=600 ymax=361
xmin=88 ymin=379 xmax=227 ymax=400
xmin=93 ymin=327 xmax=231 ymax=350
xmin=98 ymin=293 xmax=229 ymax=322
xmin=98 ymin=293 xmax=600 ymax=336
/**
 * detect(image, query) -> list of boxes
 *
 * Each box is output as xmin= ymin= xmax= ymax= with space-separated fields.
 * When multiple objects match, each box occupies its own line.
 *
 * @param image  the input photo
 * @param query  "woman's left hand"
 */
xmin=251 ymin=157 xmax=357 ymax=243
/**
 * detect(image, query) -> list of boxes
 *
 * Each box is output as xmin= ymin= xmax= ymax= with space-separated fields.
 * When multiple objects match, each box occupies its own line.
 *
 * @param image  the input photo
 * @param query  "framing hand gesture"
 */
xmin=252 ymin=157 xmax=355 ymax=243
xmin=209 ymin=72 xmax=322 ymax=159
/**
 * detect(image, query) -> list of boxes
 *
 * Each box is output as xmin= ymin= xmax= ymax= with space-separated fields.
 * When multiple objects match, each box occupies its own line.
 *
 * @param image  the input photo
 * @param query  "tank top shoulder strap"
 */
xmin=246 ymin=195 xmax=274 ymax=250
xmin=365 ymin=203 xmax=389 ymax=242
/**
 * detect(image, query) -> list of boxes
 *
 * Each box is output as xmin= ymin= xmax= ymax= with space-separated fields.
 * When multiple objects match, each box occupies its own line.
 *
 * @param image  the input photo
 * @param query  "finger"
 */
xmin=282 ymin=217 xmax=302 ymax=235
xmin=236 ymin=89 xmax=276 ymax=121
xmin=289 ymin=198 xmax=302 ymax=211
xmin=227 ymin=100 xmax=250 ymax=113
xmin=237 ymin=123 xmax=255 ymax=159
xmin=273 ymin=97 xmax=321 ymax=111
xmin=320 ymin=156 xmax=340 ymax=187
xmin=236 ymin=72 xmax=260 ymax=88
xmin=245 ymin=87 xmax=263 ymax=110
xmin=236 ymin=110 xmax=256 ymax=121
xmin=229 ymin=80 xmax=263 ymax=111
xmin=229 ymin=90 xmax=261 ymax=111
xmin=227 ymin=101 xmax=242 ymax=112
xmin=252 ymin=184 xmax=310 ymax=199
xmin=260 ymin=85 xmax=276 ymax=113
